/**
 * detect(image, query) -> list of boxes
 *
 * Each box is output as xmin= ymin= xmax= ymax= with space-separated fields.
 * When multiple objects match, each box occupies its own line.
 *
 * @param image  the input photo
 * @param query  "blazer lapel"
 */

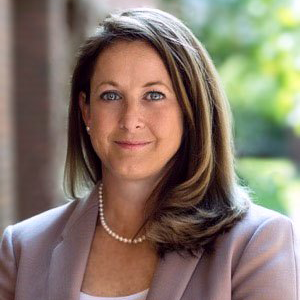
xmin=146 ymin=249 xmax=204 ymax=300
xmin=48 ymin=182 xmax=100 ymax=300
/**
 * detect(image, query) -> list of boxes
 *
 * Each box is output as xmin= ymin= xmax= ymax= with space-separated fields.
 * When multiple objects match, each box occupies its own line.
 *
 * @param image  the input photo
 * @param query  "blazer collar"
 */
xmin=48 ymin=182 xmax=204 ymax=300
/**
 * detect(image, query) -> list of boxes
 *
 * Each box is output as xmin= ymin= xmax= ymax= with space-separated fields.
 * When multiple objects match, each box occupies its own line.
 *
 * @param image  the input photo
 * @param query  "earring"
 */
xmin=86 ymin=126 xmax=90 ymax=133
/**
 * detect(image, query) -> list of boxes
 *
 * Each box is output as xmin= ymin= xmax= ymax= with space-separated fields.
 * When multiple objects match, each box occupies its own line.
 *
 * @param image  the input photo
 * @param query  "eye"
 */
xmin=100 ymin=91 xmax=121 ymax=101
xmin=145 ymin=91 xmax=165 ymax=101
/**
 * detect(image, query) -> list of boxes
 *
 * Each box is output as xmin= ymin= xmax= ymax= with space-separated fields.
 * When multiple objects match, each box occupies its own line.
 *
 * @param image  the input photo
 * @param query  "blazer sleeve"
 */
xmin=232 ymin=215 xmax=300 ymax=300
xmin=0 ymin=226 xmax=17 ymax=300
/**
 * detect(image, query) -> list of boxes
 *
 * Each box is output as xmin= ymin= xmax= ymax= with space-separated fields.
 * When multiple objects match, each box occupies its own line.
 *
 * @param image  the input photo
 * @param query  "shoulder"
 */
xmin=4 ymin=199 xmax=81 ymax=248
xmin=197 ymin=203 xmax=299 ymax=299
xmin=208 ymin=202 xmax=299 ymax=277
xmin=235 ymin=202 xmax=296 ymax=244
xmin=1 ymin=183 xmax=99 ymax=254
xmin=0 ymin=198 xmax=81 ymax=293
xmin=231 ymin=202 xmax=293 ymax=239
xmin=230 ymin=203 xmax=299 ymax=299
xmin=224 ymin=202 xmax=299 ymax=298
xmin=216 ymin=202 xmax=297 ymax=258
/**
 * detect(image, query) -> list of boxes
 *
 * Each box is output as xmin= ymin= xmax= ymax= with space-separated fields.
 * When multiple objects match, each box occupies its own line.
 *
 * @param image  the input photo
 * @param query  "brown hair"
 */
xmin=64 ymin=7 xmax=250 ymax=257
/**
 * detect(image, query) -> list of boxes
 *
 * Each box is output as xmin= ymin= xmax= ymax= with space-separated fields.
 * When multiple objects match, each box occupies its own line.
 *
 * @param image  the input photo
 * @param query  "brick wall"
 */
xmin=0 ymin=0 xmax=69 ymax=233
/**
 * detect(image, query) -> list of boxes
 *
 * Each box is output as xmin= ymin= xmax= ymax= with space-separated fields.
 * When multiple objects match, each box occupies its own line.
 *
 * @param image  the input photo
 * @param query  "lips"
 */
xmin=115 ymin=141 xmax=151 ymax=145
xmin=114 ymin=141 xmax=152 ymax=149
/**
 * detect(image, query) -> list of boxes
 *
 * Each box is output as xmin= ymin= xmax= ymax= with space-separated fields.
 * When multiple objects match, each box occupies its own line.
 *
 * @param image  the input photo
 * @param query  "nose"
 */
xmin=118 ymin=101 xmax=145 ymax=131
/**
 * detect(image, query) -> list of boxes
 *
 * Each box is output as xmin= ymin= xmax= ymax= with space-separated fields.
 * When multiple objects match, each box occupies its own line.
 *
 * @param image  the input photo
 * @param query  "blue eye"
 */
xmin=146 ymin=91 xmax=165 ymax=101
xmin=100 ymin=91 xmax=121 ymax=101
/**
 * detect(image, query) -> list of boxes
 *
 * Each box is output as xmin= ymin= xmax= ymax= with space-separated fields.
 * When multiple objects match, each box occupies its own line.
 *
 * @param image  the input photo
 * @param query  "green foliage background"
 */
xmin=161 ymin=0 xmax=300 ymax=215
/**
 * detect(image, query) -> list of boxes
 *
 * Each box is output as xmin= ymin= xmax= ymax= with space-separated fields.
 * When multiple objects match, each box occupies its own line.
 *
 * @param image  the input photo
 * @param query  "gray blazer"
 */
xmin=0 ymin=182 xmax=299 ymax=300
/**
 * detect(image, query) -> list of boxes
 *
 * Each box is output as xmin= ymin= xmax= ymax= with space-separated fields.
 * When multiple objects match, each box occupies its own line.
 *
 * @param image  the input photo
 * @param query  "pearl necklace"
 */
xmin=98 ymin=183 xmax=147 ymax=244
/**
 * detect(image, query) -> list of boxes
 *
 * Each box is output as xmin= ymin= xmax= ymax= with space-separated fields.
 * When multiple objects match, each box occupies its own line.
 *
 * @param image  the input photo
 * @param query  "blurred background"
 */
xmin=0 ymin=0 xmax=299 ymax=234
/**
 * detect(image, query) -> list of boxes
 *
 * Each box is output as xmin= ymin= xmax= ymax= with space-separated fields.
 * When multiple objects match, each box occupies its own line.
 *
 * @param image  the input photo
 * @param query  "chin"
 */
xmin=111 ymin=166 xmax=164 ymax=182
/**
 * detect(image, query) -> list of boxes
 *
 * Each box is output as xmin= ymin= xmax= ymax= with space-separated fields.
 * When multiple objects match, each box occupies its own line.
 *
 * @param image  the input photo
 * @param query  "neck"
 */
xmin=100 ymin=174 xmax=160 ymax=237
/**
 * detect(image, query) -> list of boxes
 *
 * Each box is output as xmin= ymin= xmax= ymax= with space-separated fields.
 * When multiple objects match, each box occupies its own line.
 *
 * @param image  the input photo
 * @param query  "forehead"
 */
xmin=91 ymin=40 xmax=172 ymax=87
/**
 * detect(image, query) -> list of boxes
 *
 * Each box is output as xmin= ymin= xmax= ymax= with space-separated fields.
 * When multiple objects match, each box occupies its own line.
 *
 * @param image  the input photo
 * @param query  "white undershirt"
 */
xmin=79 ymin=289 xmax=149 ymax=300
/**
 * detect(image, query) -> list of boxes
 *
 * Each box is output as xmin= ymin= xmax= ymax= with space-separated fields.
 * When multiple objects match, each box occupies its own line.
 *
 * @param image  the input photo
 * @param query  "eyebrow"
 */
xmin=96 ymin=80 xmax=172 ymax=92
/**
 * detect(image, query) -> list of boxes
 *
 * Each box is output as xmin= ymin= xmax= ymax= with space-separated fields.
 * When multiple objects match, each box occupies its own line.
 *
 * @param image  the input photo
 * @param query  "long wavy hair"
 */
xmin=64 ymin=7 xmax=250 ymax=257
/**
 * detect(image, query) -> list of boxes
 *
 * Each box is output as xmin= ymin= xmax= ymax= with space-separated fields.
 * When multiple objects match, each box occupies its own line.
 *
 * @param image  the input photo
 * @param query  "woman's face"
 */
xmin=80 ymin=40 xmax=183 ymax=182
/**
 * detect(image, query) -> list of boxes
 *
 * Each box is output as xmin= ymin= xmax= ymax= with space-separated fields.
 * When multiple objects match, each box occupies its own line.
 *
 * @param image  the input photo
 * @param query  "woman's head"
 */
xmin=66 ymin=7 xmax=233 ymax=195
xmin=64 ymin=7 xmax=249 ymax=256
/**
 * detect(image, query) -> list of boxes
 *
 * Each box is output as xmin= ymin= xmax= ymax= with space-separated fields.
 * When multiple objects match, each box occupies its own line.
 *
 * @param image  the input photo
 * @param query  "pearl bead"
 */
xmin=98 ymin=183 xmax=146 ymax=244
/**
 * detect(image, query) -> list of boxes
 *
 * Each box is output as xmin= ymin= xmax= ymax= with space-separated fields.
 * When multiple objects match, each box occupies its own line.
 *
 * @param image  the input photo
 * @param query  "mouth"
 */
xmin=114 ymin=141 xmax=152 ymax=149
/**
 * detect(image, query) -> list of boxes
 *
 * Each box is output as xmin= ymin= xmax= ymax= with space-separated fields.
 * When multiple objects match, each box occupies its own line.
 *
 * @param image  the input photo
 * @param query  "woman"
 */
xmin=0 ymin=7 xmax=299 ymax=300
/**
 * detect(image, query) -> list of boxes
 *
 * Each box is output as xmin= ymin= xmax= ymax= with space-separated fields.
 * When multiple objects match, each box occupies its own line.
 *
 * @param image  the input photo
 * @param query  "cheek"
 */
xmin=89 ymin=110 xmax=114 ymax=153
xmin=152 ymin=108 xmax=183 ymax=140
xmin=90 ymin=107 xmax=116 ymax=134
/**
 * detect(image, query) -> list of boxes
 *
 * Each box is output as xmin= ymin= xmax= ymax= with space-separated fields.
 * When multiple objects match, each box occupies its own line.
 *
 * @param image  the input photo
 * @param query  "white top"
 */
xmin=79 ymin=289 xmax=149 ymax=300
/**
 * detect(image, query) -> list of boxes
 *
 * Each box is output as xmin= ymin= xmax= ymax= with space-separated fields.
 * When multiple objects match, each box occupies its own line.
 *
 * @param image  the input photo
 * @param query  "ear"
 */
xmin=79 ymin=92 xmax=91 ymax=127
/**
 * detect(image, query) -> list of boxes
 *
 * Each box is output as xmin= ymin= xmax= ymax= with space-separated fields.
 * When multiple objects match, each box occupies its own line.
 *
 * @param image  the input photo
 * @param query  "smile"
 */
xmin=114 ymin=141 xmax=152 ymax=150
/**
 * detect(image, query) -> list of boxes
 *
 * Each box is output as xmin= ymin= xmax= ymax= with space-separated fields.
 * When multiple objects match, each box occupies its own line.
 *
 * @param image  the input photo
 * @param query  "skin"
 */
xmin=79 ymin=40 xmax=184 ymax=296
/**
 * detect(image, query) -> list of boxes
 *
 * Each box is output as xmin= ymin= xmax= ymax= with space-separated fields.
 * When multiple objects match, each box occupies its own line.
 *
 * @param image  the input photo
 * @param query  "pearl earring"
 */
xmin=86 ymin=126 xmax=90 ymax=133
